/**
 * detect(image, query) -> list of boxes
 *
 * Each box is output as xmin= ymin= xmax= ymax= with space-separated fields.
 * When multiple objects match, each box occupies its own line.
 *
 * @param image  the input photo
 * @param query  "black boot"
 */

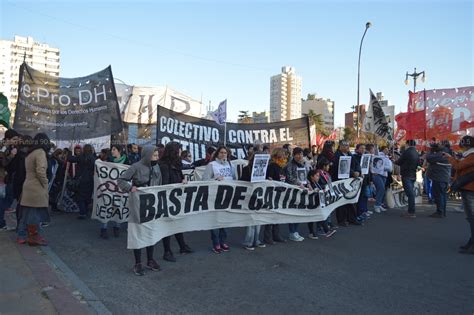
xmin=113 ymin=227 xmax=120 ymax=238
xmin=163 ymin=251 xmax=176 ymax=262
xmin=180 ymin=245 xmax=194 ymax=254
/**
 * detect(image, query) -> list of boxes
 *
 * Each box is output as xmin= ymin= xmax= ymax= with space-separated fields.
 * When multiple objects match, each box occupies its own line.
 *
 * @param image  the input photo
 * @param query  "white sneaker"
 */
xmin=374 ymin=207 xmax=381 ymax=213
xmin=295 ymin=232 xmax=305 ymax=241
xmin=308 ymin=233 xmax=319 ymax=240
xmin=289 ymin=233 xmax=299 ymax=241
xmin=367 ymin=210 xmax=374 ymax=215
xmin=380 ymin=206 xmax=387 ymax=212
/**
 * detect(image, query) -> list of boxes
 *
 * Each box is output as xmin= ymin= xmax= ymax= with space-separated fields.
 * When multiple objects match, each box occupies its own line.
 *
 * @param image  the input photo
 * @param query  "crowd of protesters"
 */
xmin=0 ymin=128 xmax=473 ymax=276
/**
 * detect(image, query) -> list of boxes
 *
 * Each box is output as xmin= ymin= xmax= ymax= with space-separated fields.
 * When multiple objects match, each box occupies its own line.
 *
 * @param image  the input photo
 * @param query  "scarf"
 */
xmin=113 ymin=154 xmax=127 ymax=164
xmin=274 ymin=158 xmax=287 ymax=168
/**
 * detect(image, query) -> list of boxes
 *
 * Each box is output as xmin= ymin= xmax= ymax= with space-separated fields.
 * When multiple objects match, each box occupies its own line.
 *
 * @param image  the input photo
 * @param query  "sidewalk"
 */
xmin=0 ymin=231 xmax=94 ymax=315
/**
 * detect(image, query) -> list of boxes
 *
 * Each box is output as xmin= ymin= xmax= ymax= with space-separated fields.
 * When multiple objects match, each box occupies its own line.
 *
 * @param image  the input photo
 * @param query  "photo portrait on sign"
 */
xmin=338 ymin=156 xmax=351 ymax=179
xmin=372 ymin=156 xmax=384 ymax=174
xmin=297 ymin=167 xmax=307 ymax=185
xmin=319 ymin=190 xmax=326 ymax=208
xmin=251 ymin=154 xmax=270 ymax=182
xmin=360 ymin=154 xmax=371 ymax=175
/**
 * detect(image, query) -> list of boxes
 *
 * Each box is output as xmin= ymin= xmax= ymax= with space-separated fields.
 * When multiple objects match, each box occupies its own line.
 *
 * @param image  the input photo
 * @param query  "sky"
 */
xmin=1 ymin=0 xmax=473 ymax=127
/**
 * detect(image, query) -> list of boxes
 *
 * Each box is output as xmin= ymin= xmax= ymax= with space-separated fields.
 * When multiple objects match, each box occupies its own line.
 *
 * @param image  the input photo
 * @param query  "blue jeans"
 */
xmin=402 ymin=177 xmax=416 ymax=214
xmin=431 ymin=181 xmax=448 ymax=216
xmin=243 ymin=225 xmax=262 ymax=247
xmin=372 ymin=175 xmax=387 ymax=207
xmin=424 ymin=175 xmax=433 ymax=200
xmin=357 ymin=190 xmax=368 ymax=215
xmin=288 ymin=223 xmax=299 ymax=233
xmin=210 ymin=228 xmax=227 ymax=247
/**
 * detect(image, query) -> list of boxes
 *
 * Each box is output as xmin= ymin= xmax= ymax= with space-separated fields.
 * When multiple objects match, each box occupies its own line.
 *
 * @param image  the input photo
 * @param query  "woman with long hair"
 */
xmin=159 ymin=142 xmax=193 ymax=262
xmin=263 ymin=147 xmax=287 ymax=244
xmin=118 ymin=145 xmax=162 ymax=275
xmin=18 ymin=133 xmax=51 ymax=246
xmin=202 ymin=146 xmax=235 ymax=253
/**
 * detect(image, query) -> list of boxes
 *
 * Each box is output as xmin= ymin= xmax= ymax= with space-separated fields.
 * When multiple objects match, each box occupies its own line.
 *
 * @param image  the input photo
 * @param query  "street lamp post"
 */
xmin=356 ymin=22 xmax=372 ymax=138
xmin=404 ymin=68 xmax=426 ymax=93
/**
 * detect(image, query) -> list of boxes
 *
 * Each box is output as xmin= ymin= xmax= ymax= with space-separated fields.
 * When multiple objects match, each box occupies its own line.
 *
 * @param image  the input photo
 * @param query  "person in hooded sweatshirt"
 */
xmin=118 ymin=145 xmax=162 ymax=276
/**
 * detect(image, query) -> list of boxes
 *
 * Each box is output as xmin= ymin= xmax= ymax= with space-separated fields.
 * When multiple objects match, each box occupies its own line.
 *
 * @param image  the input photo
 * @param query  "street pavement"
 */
xmin=2 ymin=198 xmax=473 ymax=314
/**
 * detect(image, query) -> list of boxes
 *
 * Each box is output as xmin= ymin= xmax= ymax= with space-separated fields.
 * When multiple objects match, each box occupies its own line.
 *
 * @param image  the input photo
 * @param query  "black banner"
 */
xmin=156 ymin=105 xmax=309 ymax=160
xmin=14 ymin=63 xmax=122 ymax=140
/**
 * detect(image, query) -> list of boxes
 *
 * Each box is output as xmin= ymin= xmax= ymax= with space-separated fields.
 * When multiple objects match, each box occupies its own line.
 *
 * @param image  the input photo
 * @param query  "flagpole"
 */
xmin=224 ymin=122 xmax=227 ymax=147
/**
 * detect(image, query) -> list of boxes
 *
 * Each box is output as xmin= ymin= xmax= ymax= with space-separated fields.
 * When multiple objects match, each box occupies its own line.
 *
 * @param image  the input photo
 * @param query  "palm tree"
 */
xmin=238 ymin=110 xmax=252 ymax=124
xmin=306 ymin=109 xmax=329 ymax=136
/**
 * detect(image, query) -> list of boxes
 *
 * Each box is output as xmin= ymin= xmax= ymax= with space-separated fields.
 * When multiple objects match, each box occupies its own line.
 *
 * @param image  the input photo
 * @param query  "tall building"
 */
xmin=344 ymin=105 xmax=366 ymax=129
xmin=302 ymin=96 xmax=335 ymax=130
xmin=0 ymin=35 xmax=60 ymax=121
xmin=270 ymin=66 xmax=302 ymax=122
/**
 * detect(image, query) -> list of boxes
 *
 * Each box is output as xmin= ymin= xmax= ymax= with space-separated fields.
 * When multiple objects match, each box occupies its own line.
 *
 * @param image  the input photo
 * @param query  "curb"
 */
xmin=40 ymin=246 xmax=112 ymax=315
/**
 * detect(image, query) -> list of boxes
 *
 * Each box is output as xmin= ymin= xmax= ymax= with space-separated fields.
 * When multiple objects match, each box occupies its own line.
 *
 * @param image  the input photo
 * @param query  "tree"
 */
xmin=306 ymin=109 xmax=329 ymax=136
xmin=238 ymin=110 xmax=252 ymax=124
xmin=343 ymin=126 xmax=356 ymax=144
xmin=307 ymin=93 xmax=316 ymax=101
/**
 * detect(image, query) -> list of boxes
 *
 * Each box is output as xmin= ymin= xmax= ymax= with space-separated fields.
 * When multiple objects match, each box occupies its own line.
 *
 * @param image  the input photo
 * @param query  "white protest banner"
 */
xmin=92 ymin=160 xmax=130 ymax=223
xmin=127 ymin=177 xmax=362 ymax=249
xmin=251 ymin=154 xmax=270 ymax=182
xmin=338 ymin=156 xmax=351 ymax=179
xmin=360 ymin=154 xmax=371 ymax=175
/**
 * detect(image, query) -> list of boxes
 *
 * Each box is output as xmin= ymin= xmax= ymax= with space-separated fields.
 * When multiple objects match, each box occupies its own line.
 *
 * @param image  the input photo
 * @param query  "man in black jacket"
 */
xmin=395 ymin=140 xmax=420 ymax=218
xmin=426 ymin=143 xmax=451 ymax=218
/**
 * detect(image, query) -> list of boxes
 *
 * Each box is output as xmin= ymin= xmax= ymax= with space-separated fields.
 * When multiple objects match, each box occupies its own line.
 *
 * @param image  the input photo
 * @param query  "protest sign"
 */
xmin=251 ymin=154 xmax=270 ymax=182
xmin=127 ymin=177 xmax=362 ymax=249
xmin=360 ymin=154 xmax=371 ymax=175
xmin=92 ymin=160 xmax=130 ymax=223
xmin=338 ymin=156 xmax=351 ymax=179
xmin=14 ymin=63 xmax=122 ymax=140
xmin=156 ymin=105 xmax=309 ymax=161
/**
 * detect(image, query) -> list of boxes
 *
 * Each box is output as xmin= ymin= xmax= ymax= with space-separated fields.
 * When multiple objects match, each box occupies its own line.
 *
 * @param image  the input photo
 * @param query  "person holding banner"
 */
xmin=100 ymin=144 xmax=128 ymax=239
xmin=284 ymin=147 xmax=307 ymax=241
xmin=202 ymin=146 xmax=235 ymax=253
xmin=332 ymin=141 xmax=361 ymax=227
xmin=117 ymin=145 xmax=162 ymax=276
xmin=306 ymin=169 xmax=336 ymax=239
xmin=263 ymin=148 xmax=287 ymax=245
xmin=371 ymin=146 xmax=392 ymax=214
xmin=240 ymin=152 xmax=266 ymax=251
xmin=159 ymin=142 xmax=194 ymax=262
xmin=18 ymin=133 xmax=51 ymax=246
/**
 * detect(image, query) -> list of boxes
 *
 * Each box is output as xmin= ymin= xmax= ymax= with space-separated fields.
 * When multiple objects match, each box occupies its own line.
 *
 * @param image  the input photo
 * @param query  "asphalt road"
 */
xmin=42 ymin=200 xmax=474 ymax=314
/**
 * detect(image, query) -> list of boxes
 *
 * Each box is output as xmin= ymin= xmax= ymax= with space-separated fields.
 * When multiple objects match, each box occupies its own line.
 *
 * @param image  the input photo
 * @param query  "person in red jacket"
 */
xmin=444 ymin=136 xmax=474 ymax=254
